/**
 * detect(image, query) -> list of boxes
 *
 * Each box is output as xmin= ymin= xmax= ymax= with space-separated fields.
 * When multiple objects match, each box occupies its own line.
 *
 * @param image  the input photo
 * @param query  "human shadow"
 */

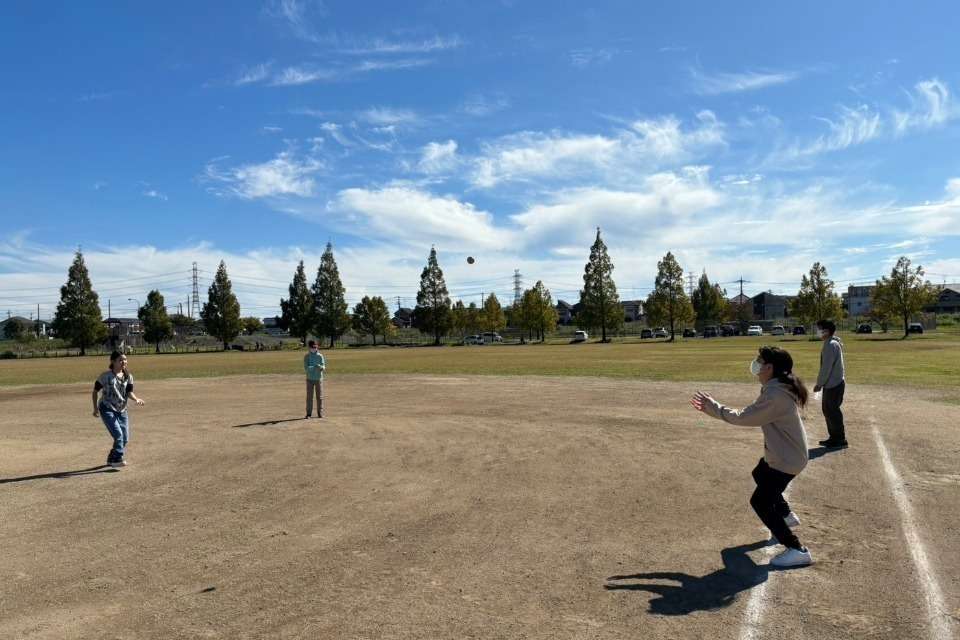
xmin=231 ymin=418 xmax=306 ymax=429
xmin=605 ymin=540 xmax=771 ymax=615
xmin=808 ymin=446 xmax=845 ymax=460
xmin=0 ymin=465 xmax=117 ymax=485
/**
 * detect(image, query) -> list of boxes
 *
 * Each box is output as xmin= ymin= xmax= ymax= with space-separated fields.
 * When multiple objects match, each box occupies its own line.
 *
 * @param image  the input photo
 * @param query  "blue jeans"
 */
xmin=99 ymin=404 xmax=130 ymax=462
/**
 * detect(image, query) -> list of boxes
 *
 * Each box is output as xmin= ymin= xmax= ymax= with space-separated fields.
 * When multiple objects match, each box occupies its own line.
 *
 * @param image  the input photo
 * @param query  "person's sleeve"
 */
xmin=319 ymin=355 xmax=325 ymax=369
xmin=703 ymin=391 xmax=778 ymax=427
xmin=94 ymin=380 xmax=103 ymax=392
xmin=304 ymin=354 xmax=310 ymax=373
xmin=816 ymin=343 xmax=837 ymax=387
xmin=126 ymin=374 xmax=134 ymax=392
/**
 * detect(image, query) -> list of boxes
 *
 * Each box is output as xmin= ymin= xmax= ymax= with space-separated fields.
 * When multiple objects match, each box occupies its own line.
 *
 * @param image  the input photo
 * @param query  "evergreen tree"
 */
xmin=519 ymin=288 xmax=537 ymax=342
xmin=280 ymin=260 xmax=314 ymax=343
xmin=169 ymin=313 xmax=199 ymax=337
xmin=871 ymin=256 xmax=939 ymax=338
xmin=4 ymin=317 xmax=28 ymax=341
xmin=311 ymin=243 xmax=351 ymax=348
xmin=480 ymin=293 xmax=507 ymax=333
xmin=200 ymin=260 xmax=242 ymax=350
xmin=414 ymin=247 xmax=452 ymax=345
xmin=578 ymin=228 xmax=622 ymax=342
xmin=691 ymin=271 xmax=728 ymax=331
xmin=139 ymin=289 xmax=173 ymax=353
xmin=466 ymin=302 xmax=480 ymax=335
xmin=792 ymin=262 xmax=843 ymax=327
xmin=52 ymin=250 xmax=107 ymax=355
xmin=645 ymin=251 xmax=695 ymax=341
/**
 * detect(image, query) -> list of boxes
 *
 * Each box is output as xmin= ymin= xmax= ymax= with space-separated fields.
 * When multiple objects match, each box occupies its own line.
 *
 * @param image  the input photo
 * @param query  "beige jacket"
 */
xmin=701 ymin=380 xmax=809 ymax=475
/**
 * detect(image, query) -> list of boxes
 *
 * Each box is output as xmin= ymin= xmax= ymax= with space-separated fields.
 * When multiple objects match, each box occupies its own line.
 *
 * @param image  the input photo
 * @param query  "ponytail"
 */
xmin=758 ymin=346 xmax=808 ymax=407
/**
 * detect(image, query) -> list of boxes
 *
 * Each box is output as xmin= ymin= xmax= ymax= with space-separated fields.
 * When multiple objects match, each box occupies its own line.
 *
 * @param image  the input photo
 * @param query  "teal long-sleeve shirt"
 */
xmin=304 ymin=352 xmax=326 ymax=380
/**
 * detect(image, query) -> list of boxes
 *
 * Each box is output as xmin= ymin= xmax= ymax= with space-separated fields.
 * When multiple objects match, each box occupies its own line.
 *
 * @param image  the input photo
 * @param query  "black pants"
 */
xmin=750 ymin=459 xmax=801 ymax=549
xmin=822 ymin=381 xmax=846 ymax=442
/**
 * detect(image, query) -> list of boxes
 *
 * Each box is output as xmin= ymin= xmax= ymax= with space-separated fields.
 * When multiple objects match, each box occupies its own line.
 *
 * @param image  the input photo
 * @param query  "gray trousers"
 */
xmin=306 ymin=379 xmax=324 ymax=416
xmin=822 ymin=381 xmax=846 ymax=442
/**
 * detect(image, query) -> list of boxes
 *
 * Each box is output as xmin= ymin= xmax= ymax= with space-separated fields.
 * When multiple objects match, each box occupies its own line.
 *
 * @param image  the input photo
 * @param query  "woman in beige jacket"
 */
xmin=691 ymin=346 xmax=813 ymax=568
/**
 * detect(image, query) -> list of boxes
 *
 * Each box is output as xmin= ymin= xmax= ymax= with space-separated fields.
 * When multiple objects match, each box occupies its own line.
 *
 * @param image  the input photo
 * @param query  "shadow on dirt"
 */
xmin=0 ymin=465 xmax=117 ymax=485
xmin=808 ymin=445 xmax=847 ymax=460
xmin=231 ymin=418 xmax=306 ymax=428
xmin=605 ymin=539 xmax=772 ymax=615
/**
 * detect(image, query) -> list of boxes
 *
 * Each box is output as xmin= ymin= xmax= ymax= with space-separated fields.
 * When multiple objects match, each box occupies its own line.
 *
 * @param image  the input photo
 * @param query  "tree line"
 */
xmin=37 ymin=236 xmax=942 ymax=354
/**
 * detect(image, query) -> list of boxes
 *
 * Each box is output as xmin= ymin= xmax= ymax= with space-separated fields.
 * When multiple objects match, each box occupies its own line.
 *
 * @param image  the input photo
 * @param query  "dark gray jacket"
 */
xmin=817 ymin=336 xmax=845 ymax=389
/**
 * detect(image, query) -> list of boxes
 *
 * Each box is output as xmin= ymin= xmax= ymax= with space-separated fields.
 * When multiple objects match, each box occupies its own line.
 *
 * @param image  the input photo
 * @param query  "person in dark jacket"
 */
xmin=814 ymin=319 xmax=847 ymax=449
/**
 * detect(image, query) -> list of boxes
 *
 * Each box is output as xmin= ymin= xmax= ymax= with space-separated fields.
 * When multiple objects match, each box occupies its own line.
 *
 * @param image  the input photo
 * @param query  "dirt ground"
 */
xmin=1 ymin=374 xmax=958 ymax=639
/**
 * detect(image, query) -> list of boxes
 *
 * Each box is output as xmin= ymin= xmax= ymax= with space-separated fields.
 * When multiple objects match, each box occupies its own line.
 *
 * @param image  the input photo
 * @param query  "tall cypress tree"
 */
xmin=312 ymin=243 xmax=350 ymax=348
xmin=578 ymin=228 xmax=622 ymax=342
xmin=280 ymin=260 xmax=314 ymax=343
xmin=414 ymin=247 xmax=452 ymax=345
xmin=691 ymin=270 xmax=727 ymax=331
xmin=139 ymin=289 xmax=173 ymax=353
xmin=201 ymin=260 xmax=242 ymax=350
xmin=52 ymin=249 xmax=107 ymax=355
xmin=792 ymin=262 xmax=843 ymax=327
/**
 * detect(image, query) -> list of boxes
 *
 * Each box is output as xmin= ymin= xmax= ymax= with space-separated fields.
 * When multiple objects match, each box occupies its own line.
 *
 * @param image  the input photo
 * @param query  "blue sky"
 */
xmin=2 ymin=1 xmax=959 ymax=319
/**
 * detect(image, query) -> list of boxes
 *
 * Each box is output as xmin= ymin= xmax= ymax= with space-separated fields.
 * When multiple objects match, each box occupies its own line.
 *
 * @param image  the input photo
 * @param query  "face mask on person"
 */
xmin=310 ymin=347 xmax=318 ymax=354
xmin=815 ymin=329 xmax=824 ymax=339
xmin=750 ymin=359 xmax=764 ymax=376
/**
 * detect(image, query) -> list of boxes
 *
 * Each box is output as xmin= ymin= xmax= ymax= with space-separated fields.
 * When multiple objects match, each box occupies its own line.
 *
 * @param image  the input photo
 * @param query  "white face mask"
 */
xmin=815 ymin=329 xmax=824 ymax=338
xmin=750 ymin=359 xmax=764 ymax=376
xmin=310 ymin=347 xmax=318 ymax=353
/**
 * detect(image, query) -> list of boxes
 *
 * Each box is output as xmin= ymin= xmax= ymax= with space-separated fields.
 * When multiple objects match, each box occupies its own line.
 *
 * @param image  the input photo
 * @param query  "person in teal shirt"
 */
xmin=303 ymin=340 xmax=326 ymax=418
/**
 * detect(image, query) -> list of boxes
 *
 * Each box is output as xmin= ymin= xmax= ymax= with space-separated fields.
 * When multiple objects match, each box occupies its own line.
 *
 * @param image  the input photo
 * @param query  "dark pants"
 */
xmin=822 ymin=381 xmax=846 ymax=442
xmin=750 ymin=459 xmax=801 ymax=549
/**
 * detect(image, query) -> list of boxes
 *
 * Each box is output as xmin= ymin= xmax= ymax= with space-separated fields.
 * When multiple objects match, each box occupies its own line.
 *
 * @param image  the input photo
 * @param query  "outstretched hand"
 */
xmin=690 ymin=391 xmax=713 ymax=414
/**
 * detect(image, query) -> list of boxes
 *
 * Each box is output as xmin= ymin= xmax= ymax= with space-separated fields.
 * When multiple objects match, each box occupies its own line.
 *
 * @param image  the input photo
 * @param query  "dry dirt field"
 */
xmin=1 ymin=374 xmax=958 ymax=639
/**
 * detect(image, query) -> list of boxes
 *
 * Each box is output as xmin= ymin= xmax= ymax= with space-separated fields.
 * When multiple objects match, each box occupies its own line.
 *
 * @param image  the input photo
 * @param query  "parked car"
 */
xmin=682 ymin=328 xmax=697 ymax=338
xmin=747 ymin=325 xmax=763 ymax=336
xmin=702 ymin=326 xmax=719 ymax=338
xmin=640 ymin=328 xmax=654 ymax=339
xmin=855 ymin=323 xmax=873 ymax=334
xmin=463 ymin=334 xmax=484 ymax=345
xmin=771 ymin=325 xmax=785 ymax=336
xmin=482 ymin=332 xmax=503 ymax=343
xmin=720 ymin=324 xmax=739 ymax=337
xmin=571 ymin=330 xmax=589 ymax=343
xmin=792 ymin=326 xmax=806 ymax=336
xmin=653 ymin=327 xmax=669 ymax=338
xmin=907 ymin=322 xmax=924 ymax=334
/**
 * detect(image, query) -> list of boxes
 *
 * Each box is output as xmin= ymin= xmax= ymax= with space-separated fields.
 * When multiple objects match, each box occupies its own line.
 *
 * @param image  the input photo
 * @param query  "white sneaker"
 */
xmin=784 ymin=512 xmax=800 ymax=528
xmin=109 ymin=460 xmax=127 ymax=469
xmin=770 ymin=547 xmax=813 ymax=568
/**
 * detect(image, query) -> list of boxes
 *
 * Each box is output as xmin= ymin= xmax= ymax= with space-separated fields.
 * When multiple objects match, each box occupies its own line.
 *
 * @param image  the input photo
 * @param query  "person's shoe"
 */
xmin=305 ymin=414 xmax=311 ymax=419
xmin=784 ymin=512 xmax=801 ymax=528
xmin=109 ymin=460 xmax=126 ymax=469
xmin=770 ymin=546 xmax=813 ymax=567
xmin=819 ymin=439 xmax=848 ymax=449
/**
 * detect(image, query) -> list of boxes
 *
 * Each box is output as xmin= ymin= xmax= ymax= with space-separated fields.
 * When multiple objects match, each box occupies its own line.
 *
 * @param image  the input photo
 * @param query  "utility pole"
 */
xmin=513 ymin=269 xmax=523 ymax=306
xmin=37 ymin=303 xmax=41 ymax=337
xmin=108 ymin=299 xmax=111 ymax=319
xmin=396 ymin=296 xmax=402 ymax=312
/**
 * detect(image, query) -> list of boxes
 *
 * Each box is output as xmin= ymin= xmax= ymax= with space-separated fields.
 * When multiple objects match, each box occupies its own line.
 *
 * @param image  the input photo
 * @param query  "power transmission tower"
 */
xmin=686 ymin=272 xmax=696 ymax=297
xmin=513 ymin=269 xmax=523 ymax=306
xmin=190 ymin=262 xmax=201 ymax=319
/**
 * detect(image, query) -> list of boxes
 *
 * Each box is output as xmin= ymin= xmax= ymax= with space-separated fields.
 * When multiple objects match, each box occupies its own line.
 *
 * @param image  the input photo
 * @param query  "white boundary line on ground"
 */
xmin=871 ymin=418 xmax=956 ymax=640
xmin=736 ymin=491 xmax=788 ymax=640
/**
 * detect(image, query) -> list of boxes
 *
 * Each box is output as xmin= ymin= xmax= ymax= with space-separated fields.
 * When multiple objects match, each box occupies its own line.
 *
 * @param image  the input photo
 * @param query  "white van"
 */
xmin=571 ymin=330 xmax=588 ymax=343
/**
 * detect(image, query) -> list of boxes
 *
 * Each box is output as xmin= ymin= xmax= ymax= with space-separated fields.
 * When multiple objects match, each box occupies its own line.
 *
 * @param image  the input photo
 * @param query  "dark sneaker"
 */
xmin=820 ymin=439 xmax=849 ymax=449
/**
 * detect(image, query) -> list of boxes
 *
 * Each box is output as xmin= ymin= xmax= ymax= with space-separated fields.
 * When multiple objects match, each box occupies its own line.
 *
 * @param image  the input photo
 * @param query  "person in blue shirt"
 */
xmin=304 ymin=340 xmax=326 ymax=418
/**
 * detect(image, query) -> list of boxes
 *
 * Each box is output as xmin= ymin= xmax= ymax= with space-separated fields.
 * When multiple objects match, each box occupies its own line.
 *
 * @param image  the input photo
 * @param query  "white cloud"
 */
xmin=470 ymin=111 xmax=724 ymax=188
xmin=332 ymin=187 xmax=515 ymax=251
xmin=358 ymin=107 xmax=420 ymax=126
xmin=893 ymin=78 xmax=955 ymax=134
xmin=235 ymin=63 xmax=272 ymax=86
xmin=417 ymin=140 xmax=459 ymax=174
xmin=266 ymin=0 xmax=326 ymax=43
xmin=690 ymin=68 xmax=800 ymax=95
xmin=203 ymin=151 xmax=323 ymax=199
xmin=262 ymin=125 xmax=283 ymax=134
xmin=352 ymin=58 xmax=432 ymax=73
xmin=143 ymin=189 xmax=168 ymax=201
xmin=320 ymin=122 xmax=354 ymax=147
xmin=271 ymin=66 xmax=337 ymax=86
xmin=460 ymin=93 xmax=510 ymax=117
xmin=338 ymin=35 xmax=462 ymax=55
xmin=569 ymin=48 xmax=615 ymax=68
xmin=770 ymin=104 xmax=882 ymax=162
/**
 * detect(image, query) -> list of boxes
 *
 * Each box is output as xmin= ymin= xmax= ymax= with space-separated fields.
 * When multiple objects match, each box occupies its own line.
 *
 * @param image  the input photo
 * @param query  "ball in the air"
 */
xmin=467 ymin=256 xmax=475 ymax=264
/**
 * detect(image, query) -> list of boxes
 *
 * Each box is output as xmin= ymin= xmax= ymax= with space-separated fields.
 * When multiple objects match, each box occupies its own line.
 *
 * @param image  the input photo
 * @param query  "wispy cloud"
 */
xmin=893 ymin=78 xmax=955 ymax=134
xmin=337 ymin=35 xmax=462 ymax=55
xmin=266 ymin=0 xmax=326 ymax=43
xmin=352 ymin=58 xmax=432 ymax=73
xmin=77 ymin=91 xmax=118 ymax=103
xmin=271 ymin=66 xmax=338 ymax=86
xmin=417 ymin=140 xmax=459 ymax=174
xmin=262 ymin=125 xmax=283 ymax=134
xmin=320 ymin=122 xmax=354 ymax=147
xmin=569 ymin=48 xmax=615 ymax=68
xmin=460 ymin=93 xmax=510 ymax=117
xmin=690 ymin=68 xmax=800 ymax=95
xmin=203 ymin=151 xmax=323 ymax=199
xmin=357 ymin=107 xmax=420 ymax=126
xmin=143 ymin=189 xmax=169 ymax=201
xmin=235 ymin=62 xmax=272 ymax=86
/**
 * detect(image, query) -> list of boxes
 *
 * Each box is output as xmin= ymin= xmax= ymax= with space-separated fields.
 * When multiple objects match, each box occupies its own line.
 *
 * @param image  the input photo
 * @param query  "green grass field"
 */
xmin=1 ymin=334 xmax=958 ymax=390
